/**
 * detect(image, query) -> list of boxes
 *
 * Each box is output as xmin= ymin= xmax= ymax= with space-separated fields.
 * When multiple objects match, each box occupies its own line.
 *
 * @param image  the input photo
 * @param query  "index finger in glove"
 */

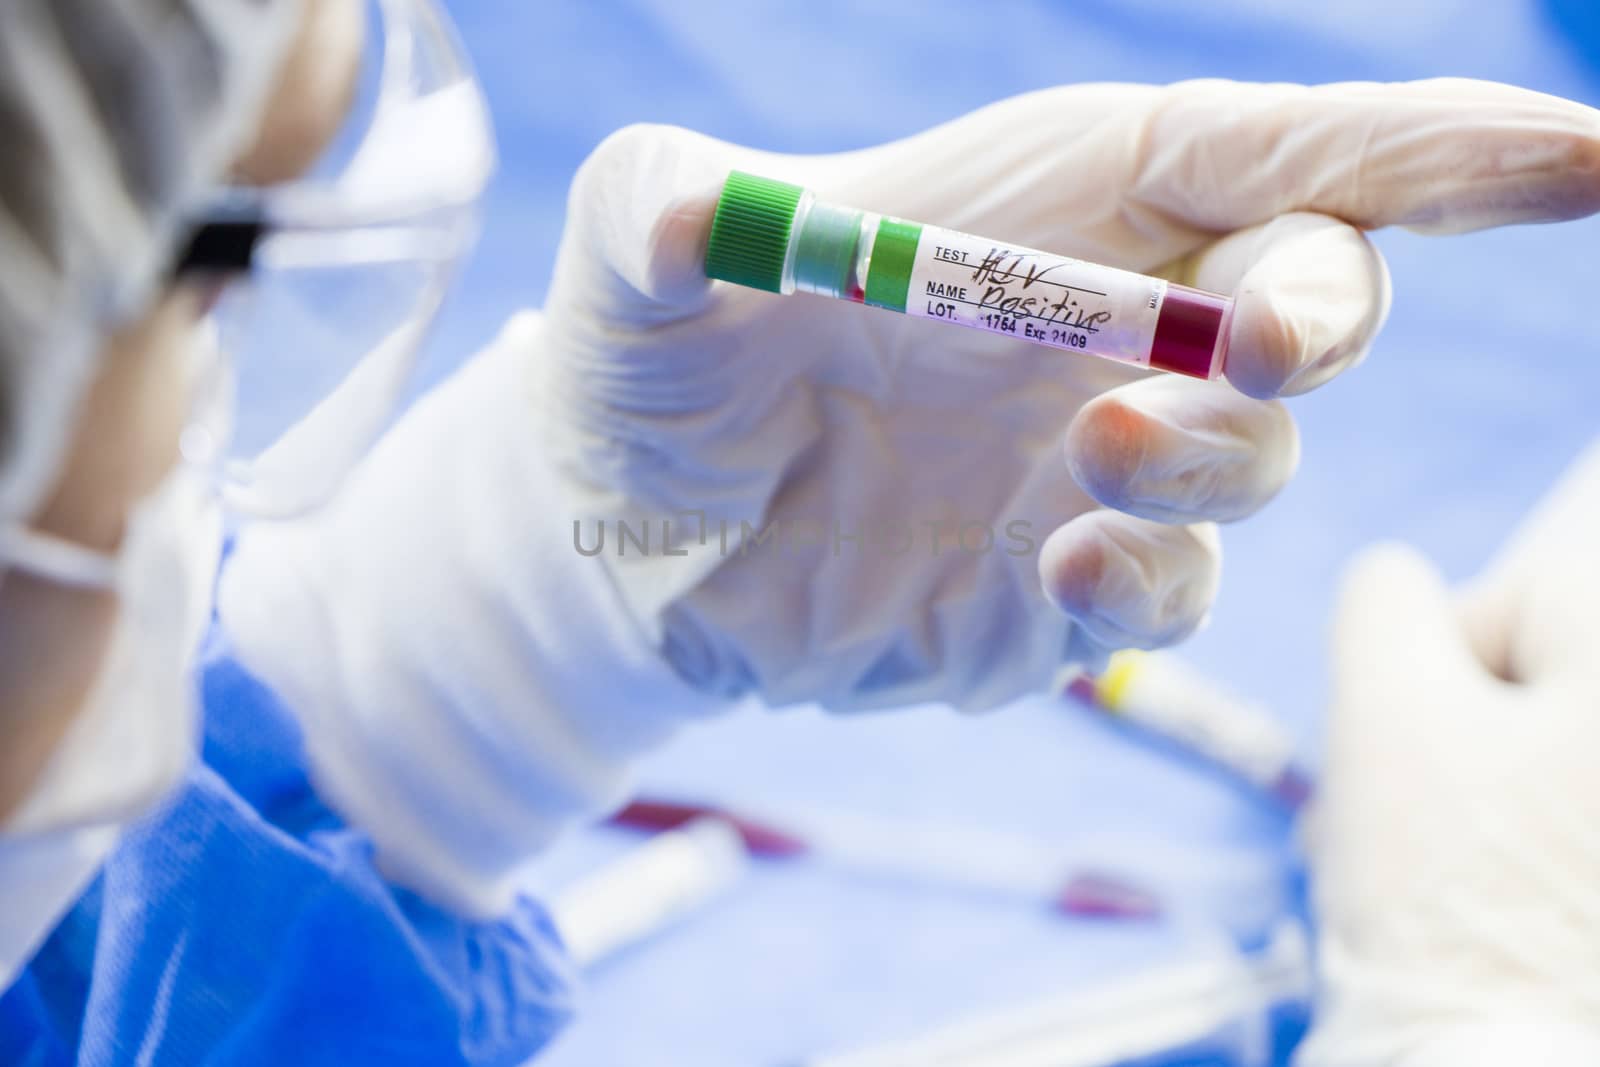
xmin=1124 ymin=78 xmax=1600 ymax=239
xmin=821 ymin=78 xmax=1600 ymax=273
xmin=1327 ymin=543 xmax=1495 ymax=769
xmin=1335 ymin=543 xmax=1493 ymax=694
xmin=1458 ymin=438 xmax=1600 ymax=685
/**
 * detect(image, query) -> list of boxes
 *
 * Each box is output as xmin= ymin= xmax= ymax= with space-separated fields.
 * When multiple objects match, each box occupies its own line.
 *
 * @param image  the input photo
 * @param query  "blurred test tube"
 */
xmin=797 ymin=922 xmax=1311 ymax=1067
xmin=1061 ymin=650 xmax=1314 ymax=810
xmin=549 ymin=816 xmax=749 ymax=969
xmin=613 ymin=799 xmax=1163 ymax=921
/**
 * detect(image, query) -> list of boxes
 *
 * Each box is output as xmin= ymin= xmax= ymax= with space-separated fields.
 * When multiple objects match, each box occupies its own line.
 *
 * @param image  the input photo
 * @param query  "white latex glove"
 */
xmin=223 ymin=80 xmax=1600 ymax=918
xmin=541 ymin=78 xmax=1600 ymax=712
xmin=1298 ymin=439 xmax=1600 ymax=1066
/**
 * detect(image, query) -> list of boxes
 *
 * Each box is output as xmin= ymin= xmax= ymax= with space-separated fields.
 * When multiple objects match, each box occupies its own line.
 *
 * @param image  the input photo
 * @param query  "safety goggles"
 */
xmin=175 ymin=0 xmax=495 ymax=520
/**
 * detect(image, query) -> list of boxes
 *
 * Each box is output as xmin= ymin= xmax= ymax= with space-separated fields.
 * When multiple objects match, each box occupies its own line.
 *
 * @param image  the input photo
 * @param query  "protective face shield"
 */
xmin=180 ymin=0 xmax=496 ymax=519
xmin=0 ymin=0 xmax=495 ymax=581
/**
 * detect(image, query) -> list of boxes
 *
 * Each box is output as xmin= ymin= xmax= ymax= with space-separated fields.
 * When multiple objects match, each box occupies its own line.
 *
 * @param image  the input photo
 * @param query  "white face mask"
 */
xmin=0 ymin=463 xmax=222 ymax=985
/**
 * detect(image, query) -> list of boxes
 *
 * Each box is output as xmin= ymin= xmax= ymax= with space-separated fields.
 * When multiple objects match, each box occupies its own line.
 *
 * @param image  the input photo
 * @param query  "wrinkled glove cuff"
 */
xmin=220 ymin=313 xmax=731 ymax=919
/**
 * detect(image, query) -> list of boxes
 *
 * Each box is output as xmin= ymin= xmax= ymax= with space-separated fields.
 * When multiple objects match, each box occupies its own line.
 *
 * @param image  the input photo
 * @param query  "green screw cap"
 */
xmin=704 ymin=171 xmax=804 ymax=293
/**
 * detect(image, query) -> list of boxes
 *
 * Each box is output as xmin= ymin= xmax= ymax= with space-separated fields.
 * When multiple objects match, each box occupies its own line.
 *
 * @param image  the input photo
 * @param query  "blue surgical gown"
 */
xmin=0 ymin=624 xmax=577 ymax=1066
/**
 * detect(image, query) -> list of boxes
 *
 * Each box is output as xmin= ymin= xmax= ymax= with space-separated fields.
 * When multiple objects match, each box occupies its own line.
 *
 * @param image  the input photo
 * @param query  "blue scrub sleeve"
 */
xmin=0 ymin=626 xmax=578 ymax=1066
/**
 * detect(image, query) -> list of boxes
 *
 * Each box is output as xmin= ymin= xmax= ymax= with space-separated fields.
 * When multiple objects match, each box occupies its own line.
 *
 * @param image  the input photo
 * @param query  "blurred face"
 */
xmin=0 ymin=0 xmax=366 ymax=821
xmin=31 ymin=0 xmax=366 ymax=556
xmin=234 ymin=0 xmax=368 ymax=186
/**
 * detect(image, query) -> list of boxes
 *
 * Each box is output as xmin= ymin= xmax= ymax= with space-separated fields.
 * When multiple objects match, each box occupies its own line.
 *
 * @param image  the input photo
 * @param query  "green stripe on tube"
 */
xmin=863 ymin=219 xmax=922 ymax=312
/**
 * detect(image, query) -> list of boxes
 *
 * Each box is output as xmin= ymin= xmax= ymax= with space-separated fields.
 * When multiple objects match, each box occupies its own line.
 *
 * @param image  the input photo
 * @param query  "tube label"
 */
xmin=889 ymin=222 xmax=1167 ymax=366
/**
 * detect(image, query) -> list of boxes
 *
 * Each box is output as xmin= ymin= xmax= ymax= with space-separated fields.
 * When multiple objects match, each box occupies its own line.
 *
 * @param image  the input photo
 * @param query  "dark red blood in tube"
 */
xmin=612 ymin=799 xmax=810 ymax=858
xmin=1150 ymin=284 xmax=1230 ymax=379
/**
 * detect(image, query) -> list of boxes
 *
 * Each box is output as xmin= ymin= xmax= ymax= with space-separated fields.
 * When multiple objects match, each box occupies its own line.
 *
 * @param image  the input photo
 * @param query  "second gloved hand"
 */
xmin=1299 ymin=439 xmax=1600 ymax=1066
xmin=537 ymin=79 xmax=1600 ymax=712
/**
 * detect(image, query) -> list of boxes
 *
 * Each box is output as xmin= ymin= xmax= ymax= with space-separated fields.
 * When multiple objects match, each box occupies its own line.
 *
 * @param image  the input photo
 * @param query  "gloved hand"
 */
xmin=223 ymin=80 xmax=1600 ymax=917
xmin=1298 ymin=439 xmax=1600 ymax=1066
xmin=539 ymin=78 xmax=1600 ymax=712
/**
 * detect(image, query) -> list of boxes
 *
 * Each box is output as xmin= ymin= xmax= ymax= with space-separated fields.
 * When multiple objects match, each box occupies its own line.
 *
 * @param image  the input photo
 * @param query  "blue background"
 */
xmin=420 ymin=2 xmax=1600 ymax=1064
